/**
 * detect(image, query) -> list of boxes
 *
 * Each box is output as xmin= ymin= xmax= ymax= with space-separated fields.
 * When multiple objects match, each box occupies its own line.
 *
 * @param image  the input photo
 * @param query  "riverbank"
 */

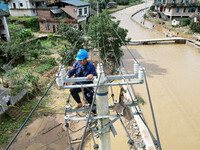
xmin=130 ymin=8 xmax=200 ymax=52
xmin=113 ymin=3 xmax=200 ymax=149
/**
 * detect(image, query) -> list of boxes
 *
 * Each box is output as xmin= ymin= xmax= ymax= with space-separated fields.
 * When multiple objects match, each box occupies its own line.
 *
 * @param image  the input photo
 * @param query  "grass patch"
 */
xmin=33 ymin=64 xmax=53 ymax=73
xmin=136 ymin=95 xmax=145 ymax=105
xmin=39 ymin=49 xmax=54 ymax=55
xmin=0 ymin=88 xmax=54 ymax=148
xmin=41 ymin=40 xmax=52 ymax=49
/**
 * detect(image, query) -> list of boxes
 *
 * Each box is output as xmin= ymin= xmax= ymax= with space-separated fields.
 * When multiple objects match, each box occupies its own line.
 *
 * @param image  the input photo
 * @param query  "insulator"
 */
xmin=56 ymin=73 xmax=63 ymax=88
xmin=60 ymin=68 xmax=66 ymax=79
xmin=59 ymin=65 xmax=66 ymax=79
xmin=97 ymin=63 xmax=104 ymax=74
xmin=138 ymin=67 xmax=144 ymax=81
xmin=97 ymin=63 xmax=105 ymax=83
xmin=65 ymin=105 xmax=71 ymax=110
xmin=134 ymin=62 xmax=139 ymax=76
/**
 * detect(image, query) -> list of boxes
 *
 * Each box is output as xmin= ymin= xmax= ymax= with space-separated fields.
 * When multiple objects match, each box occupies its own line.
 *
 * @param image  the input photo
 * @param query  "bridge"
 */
xmin=129 ymin=37 xmax=186 ymax=45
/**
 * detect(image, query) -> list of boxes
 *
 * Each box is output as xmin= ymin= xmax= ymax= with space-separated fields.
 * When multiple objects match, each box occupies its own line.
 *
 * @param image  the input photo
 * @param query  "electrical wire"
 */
xmin=107 ymin=16 xmax=162 ymax=149
xmin=142 ymin=70 xmax=162 ymax=150
xmin=96 ymin=8 xmax=101 ymax=64
xmin=79 ymin=7 xmax=104 ymax=148
xmin=5 ymin=32 xmax=83 ymax=150
xmin=107 ymin=16 xmax=139 ymax=65
xmin=79 ymin=73 xmax=102 ymax=150
xmin=100 ymin=14 xmax=109 ymax=75
xmin=108 ymin=23 xmax=158 ymax=144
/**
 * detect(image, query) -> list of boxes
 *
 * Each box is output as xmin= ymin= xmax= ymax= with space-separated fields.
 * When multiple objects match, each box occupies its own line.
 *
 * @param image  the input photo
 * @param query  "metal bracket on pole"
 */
xmin=64 ymin=102 xmax=137 ymax=113
xmin=97 ymin=116 xmax=119 ymax=135
xmin=110 ymin=122 xmax=118 ymax=137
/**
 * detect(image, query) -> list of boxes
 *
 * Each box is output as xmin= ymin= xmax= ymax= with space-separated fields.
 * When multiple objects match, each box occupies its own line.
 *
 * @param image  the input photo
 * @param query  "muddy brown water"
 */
xmin=5 ymin=2 xmax=200 ymax=150
xmin=112 ymin=2 xmax=200 ymax=150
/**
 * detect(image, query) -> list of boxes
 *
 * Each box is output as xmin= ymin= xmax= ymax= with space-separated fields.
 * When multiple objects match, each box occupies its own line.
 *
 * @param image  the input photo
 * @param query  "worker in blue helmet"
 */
xmin=65 ymin=49 xmax=97 ymax=108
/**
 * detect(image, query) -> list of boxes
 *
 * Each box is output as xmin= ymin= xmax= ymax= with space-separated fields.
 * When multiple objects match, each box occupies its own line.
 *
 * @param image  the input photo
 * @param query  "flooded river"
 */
xmin=112 ymin=1 xmax=200 ymax=150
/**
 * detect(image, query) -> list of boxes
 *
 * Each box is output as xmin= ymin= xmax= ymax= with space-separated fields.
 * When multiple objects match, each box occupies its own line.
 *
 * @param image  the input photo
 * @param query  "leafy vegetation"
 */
xmin=56 ymin=23 xmax=85 ymax=65
xmin=9 ymin=16 xmax=39 ymax=31
xmin=190 ymin=21 xmax=200 ymax=33
xmin=33 ymin=57 xmax=57 ymax=73
xmin=114 ymin=0 xmax=130 ymax=5
xmin=113 ymin=0 xmax=142 ymax=5
xmin=180 ymin=18 xmax=190 ymax=26
xmin=85 ymin=10 xmax=130 ymax=61
xmin=136 ymin=95 xmax=145 ymax=105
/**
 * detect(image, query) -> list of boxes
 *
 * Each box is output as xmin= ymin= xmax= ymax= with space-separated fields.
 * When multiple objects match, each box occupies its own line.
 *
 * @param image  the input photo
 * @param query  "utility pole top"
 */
xmin=56 ymin=62 xmax=145 ymax=150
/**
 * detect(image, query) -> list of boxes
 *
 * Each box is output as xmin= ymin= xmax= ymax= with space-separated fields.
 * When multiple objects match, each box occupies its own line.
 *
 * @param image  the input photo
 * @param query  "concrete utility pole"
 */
xmin=59 ymin=63 xmax=145 ymax=150
xmin=96 ymin=63 xmax=111 ymax=150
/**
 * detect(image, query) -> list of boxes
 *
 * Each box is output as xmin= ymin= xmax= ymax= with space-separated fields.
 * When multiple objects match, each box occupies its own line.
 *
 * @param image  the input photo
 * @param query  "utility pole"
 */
xmin=58 ymin=63 xmax=145 ymax=150
xmin=96 ymin=63 xmax=111 ymax=150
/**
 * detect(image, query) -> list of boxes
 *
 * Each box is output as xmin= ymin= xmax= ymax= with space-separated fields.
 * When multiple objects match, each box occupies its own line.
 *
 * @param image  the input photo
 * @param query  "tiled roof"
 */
xmin=60 ymin=0 xmax=89 ymax=7
xmin=50 ymin=8 xmax=63 ymax=14
xmin=0 ymin=9 xmax=9 ymax=17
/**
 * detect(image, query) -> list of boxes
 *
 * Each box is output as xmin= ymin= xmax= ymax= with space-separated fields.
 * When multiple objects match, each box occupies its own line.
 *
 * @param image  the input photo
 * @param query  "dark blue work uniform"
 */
xmin=66 ymin=61 xmax=97 ymax=104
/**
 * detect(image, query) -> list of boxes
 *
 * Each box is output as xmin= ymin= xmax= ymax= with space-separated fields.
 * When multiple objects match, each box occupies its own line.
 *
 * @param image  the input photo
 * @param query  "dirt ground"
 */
xmin=9 ymin=82 xmax=89 ymax=150
xmin=7 ymin=78 xmax=141 ymax=150
xmin=5 ymin=24 xmax=141 ymax=150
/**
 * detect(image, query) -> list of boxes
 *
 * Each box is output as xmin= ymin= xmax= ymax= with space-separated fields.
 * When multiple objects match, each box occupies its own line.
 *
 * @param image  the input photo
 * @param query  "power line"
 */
xmin=79 ymin=73 xmax=103 ymax=150
xmin=105 ymin=13 xmax=162 ymax=149
xmin=5 ymin=32 xmax=83 ymax=150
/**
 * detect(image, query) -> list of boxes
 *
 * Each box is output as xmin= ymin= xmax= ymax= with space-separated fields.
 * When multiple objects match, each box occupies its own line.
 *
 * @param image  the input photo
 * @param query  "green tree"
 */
xmin=0 ymin=38 xmax=42 ymax=63
xmin=57 ymin=23 xmax=85 ymax=48
xmin=190 ymin=21 xmax=200 ymax=32
xmin=180 ymin=18 xmax=190 ymax=26
xmin=114 ymin=0 xmax=129 ymax=5
xmin=85 ymin=11 xmax=130 ymax=61
xmin=56 ymin=23 xmax=86 ymax=64
xmin=150 ymin=5 xmax=155 ymax=11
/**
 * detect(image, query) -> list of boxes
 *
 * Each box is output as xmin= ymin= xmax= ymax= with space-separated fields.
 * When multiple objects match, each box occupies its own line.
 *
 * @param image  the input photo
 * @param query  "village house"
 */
xmin=37 ymin=0 xmax=90 ymax=33
xmin=0 ymin=9 xmax=10 ymax=41
xmin=154 ymin=0 xmax=200 ymax=20
xmin=5 ymin=0 xmax=49 ymax=16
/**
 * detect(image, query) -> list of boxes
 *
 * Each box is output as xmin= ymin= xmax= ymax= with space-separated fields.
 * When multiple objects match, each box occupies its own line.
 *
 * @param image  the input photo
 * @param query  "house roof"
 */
xmin=153 ymin=2 xmax=162 ymax=5
xmin=30 ymin=0 xmax=50 ymax=2
xmin=60 ymin=0 xmax=89 ymax=7
xmin=50 ymin=8 xmax=63 ymax=14
xmin=0 ymin=9 xmax=9 ymax=17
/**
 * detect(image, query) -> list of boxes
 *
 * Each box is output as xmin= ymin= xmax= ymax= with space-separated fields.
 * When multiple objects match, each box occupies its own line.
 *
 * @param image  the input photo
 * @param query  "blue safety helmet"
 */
xmin=75 ymin=49 xmax=89 ymax=60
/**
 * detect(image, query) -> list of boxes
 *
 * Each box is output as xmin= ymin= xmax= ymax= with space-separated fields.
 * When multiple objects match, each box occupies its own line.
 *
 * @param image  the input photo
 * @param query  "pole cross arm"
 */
xmin=65 ymin=114 xmax=118 ymax=121
xmin=64 ymin=102 xmax=138 ymax=113
xmin=64 ymin=74 xmax=138 ymax=83
xmin=63 ymin=80 xmax=143 ymax=89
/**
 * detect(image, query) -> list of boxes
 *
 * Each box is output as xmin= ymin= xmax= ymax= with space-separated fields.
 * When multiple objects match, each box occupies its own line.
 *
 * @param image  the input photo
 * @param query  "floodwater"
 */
xmin=112 ymin=1 xmax=200 ymax=150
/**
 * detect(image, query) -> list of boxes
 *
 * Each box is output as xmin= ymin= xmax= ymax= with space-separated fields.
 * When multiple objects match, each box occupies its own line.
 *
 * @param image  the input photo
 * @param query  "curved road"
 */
xmin=112 ymin=1 xmax=200 ymax=150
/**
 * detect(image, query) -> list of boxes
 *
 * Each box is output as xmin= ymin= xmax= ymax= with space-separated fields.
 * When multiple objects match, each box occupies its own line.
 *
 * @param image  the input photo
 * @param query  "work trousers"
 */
xmin=70 ymin=87 xmax=93 ymax=104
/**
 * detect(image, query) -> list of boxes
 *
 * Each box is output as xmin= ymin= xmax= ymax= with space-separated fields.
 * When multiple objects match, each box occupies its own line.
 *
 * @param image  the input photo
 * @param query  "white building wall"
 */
xmin=0 ymin=16 xmax=10 ymax=41
xmin=77 ymin=6 xmax=89 ymax=17
xmin=8 ymin=0 xmax=36 ymax=16
xmin=9 ymin=9 xmax=36 ymax=16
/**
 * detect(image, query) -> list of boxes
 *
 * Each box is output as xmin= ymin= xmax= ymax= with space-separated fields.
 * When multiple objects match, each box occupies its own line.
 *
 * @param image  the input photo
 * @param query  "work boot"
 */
xmin=73 ymin=103 xmax=82 ymax=109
